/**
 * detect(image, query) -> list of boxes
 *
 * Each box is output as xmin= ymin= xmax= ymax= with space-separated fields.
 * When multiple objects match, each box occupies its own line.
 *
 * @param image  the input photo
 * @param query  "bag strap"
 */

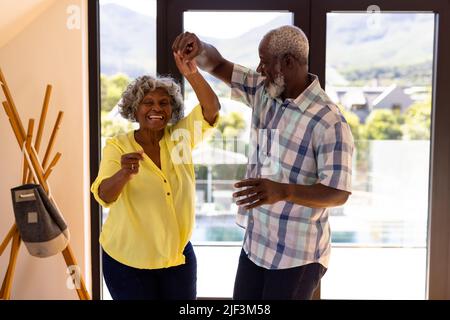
xmin=21 ymin=142 xmax=66 ymax=223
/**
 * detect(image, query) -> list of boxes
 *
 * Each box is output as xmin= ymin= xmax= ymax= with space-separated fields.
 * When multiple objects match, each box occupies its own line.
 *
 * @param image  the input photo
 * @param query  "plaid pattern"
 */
xmin=231 ymin=64 xmax=354 ymax=269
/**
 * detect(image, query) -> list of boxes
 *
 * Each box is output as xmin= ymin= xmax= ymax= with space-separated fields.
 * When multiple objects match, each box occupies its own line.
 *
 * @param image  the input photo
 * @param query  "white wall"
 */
xmin=0 ymin=0 xmax=56 ymax=48
xmin=0 ymin=0 xmax=90 ymax=299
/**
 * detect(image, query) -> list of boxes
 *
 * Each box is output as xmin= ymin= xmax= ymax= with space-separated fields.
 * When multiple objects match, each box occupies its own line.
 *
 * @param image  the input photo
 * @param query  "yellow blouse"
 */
xmin=91 ymin=105 xmax=218 ymax=269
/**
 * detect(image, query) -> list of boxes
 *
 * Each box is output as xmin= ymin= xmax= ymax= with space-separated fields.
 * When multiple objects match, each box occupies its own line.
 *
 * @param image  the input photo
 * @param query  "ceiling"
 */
xmin=0 ymin=0 xmax=56 ymax=48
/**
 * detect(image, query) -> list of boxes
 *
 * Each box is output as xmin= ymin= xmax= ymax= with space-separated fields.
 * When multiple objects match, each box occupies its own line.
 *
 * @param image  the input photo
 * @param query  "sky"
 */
xmin=184 ymin=11 xmax=292 ymax=38
xmin=100 ymin=0 xmax=291 ymax=39
xmin=100 ymin=0 xmax=156 ymax=17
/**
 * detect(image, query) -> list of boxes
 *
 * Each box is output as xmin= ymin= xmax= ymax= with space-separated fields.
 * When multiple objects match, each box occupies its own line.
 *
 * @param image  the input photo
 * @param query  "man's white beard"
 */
xmin=266 ymin=73 xmax=285 ymax=99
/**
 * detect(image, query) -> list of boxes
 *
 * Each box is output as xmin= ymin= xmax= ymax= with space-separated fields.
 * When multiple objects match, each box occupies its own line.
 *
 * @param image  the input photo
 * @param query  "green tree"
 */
xmin=213 ymin=111 xmax=248 ymax=158
xmin=100 ymin=74 xmax=109 ymax=112
xmin=100 ymin=73 xmax=130 ymax=112
xmin=207 ymin=111 xmax=248 ymax=183
xmin=402 ymin=98 xmax=431 ymax=140
xmin=364 ymin=109 xmax=404 ymax=140
xmin=338 ymin=106 xmax=369 ymax=169
xmin=101 ymin=118 xmax=129 ymax=137
xmin=101 ymin=111 xmax=134 ymax=138
xmin=110 ymin=73 xmax=130 ymax=90
xmin=100 ymin=73 xmax=133 ymax=138
xmin=217 ymin=111 xmax=246 ymax=138
xmin=340 ymin=107 xmax=361 ymax=141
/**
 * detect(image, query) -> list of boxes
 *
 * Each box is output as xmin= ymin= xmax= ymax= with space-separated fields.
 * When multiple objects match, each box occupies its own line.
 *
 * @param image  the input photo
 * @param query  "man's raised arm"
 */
xmin=172 ymin=32 xmax=234 ymax=85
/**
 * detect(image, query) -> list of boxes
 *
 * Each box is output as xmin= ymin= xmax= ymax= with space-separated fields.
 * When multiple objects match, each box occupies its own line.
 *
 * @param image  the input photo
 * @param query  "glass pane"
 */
xmin=322 ymin=12 xmax=434 ymax=299
xmin=184 ymin=11 xmax=293 ymax=243
xmin=99 ymin=0 xmax=157 ymax=300
xmin=183 ymin=10 xmax=293 ymax=298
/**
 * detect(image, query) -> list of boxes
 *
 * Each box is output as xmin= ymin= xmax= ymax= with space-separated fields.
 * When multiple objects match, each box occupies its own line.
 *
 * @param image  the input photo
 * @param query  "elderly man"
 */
xmin=173 ymin=25 xmax=354 ymax=300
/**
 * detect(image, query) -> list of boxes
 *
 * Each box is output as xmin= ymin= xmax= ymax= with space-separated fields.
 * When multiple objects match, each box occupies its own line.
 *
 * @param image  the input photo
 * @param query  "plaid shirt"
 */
xmin=231 ymin=64 xmax=354 ymax=269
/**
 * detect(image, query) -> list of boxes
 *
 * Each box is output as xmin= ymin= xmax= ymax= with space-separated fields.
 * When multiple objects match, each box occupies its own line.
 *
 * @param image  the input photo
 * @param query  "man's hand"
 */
xmin=172 ymin=32 xmax=203 ymax=60
xmin=172 ymin=31 xmax=233 ymax=84
xmin=173 ymin=51 xmax=198 ymax=77
xmin=233 ymin=178 xmax=288 ymax=210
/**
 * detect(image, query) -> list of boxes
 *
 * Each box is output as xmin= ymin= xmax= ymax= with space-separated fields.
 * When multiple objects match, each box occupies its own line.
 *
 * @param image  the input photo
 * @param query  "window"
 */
xmin=98 ymin=0 xmax=157 ymax=300
xmin=89 ymin=0 xmax=450 ymax=300
xmin=183 ymin=10 xmax=293 ymax=298
xmin=321 ymin=11 xmax=434 ymax=300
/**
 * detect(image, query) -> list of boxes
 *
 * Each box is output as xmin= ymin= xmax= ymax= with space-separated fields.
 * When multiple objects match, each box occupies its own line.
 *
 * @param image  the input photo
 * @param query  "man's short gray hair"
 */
xmin=263 ymin=25 xmax=309 ymax=65
xmin=118 ymin=75 xmax=184 ymax=124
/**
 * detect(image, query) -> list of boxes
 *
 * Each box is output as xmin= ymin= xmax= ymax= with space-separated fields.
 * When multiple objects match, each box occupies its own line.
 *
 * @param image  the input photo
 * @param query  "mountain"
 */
xmin=100 ymin=3 xmax=156 ymax=77
xmin=326 ymin=13 xmax=434 ymax=70
xmin=200 ymin=15 xmax=293 ymax=69
xmin=99 ymin=5 xmax=433 ymax=85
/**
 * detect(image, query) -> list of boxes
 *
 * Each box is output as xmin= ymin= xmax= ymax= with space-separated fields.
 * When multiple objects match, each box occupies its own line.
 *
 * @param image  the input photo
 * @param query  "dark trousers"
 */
xmin=102 ymin=242 xmax=197 ymax=300
xmin=233 ymin=249 xmax=327 ymax=300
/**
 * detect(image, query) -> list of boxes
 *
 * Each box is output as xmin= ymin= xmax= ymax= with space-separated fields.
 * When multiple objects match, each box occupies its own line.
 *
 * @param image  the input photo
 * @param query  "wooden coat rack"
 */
xmin=0 ymin=68 xmax=90 ymax=300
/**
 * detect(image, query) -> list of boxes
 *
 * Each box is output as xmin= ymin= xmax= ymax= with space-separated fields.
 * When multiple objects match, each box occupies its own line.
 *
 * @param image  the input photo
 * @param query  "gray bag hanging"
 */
xmin=11 ymin=183 xmax=70 ymax=258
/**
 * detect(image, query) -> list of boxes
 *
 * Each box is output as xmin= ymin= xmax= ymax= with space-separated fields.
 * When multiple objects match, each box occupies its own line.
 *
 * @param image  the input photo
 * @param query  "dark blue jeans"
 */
xmin=102 ymin=242 xmax=197 ymax=300
xmin=233 ymin=249 xmax=327 ymax=300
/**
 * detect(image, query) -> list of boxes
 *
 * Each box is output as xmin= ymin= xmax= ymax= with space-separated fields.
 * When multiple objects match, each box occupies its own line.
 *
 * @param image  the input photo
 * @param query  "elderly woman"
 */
xmin=91 ymin=53 xmax=220 ymax=300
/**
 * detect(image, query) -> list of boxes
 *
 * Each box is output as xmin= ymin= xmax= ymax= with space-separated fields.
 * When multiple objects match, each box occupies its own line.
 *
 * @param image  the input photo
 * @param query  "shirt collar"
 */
xmin=287 ymin=73 xmax=322 ymax=113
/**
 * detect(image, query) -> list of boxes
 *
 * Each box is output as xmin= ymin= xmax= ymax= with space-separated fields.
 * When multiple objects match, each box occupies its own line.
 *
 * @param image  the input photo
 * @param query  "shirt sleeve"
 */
xmin=173 ymin=104 xmax=220 ymax=148
xmin=316 ymin=120 xmax=354 ymax=193
xmin=230 ymin=64 xmax=265 ymax=108
xmin=90 ymin=138 xmax=123 ymax=208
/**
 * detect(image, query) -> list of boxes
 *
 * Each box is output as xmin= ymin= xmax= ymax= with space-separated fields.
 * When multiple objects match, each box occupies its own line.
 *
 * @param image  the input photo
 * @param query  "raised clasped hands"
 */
xmin=172 ymin=32 xmax=202 ymax=60
xmin=172 ymin=32 xmax=204 ymax=77
xmin=173 ymin=51 xmax=198 ymax=77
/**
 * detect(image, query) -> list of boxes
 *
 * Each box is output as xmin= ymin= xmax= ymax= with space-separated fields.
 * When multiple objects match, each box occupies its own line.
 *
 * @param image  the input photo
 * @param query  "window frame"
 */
xmin=157 ymin=0 xmax=310 ymax=86
xmin=309 ymin=0 xmax=450 ymax=300
xmin=88 ymin=0 xmax=450 ymax=300
xmin=88 ymin=0 xmax=101 ymax=301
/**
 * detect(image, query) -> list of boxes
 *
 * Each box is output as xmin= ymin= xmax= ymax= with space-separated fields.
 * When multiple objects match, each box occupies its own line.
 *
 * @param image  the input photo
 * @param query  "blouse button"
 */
xmin=167 ymin=192 xmax=170 ymax=196
xmin=164 ymin=179 xmax=167 ymax=183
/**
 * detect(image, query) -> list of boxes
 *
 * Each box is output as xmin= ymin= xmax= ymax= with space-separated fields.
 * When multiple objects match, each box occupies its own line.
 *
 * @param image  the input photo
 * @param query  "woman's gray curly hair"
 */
xmin=118 ymin=75 xmax=184 ymax=124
